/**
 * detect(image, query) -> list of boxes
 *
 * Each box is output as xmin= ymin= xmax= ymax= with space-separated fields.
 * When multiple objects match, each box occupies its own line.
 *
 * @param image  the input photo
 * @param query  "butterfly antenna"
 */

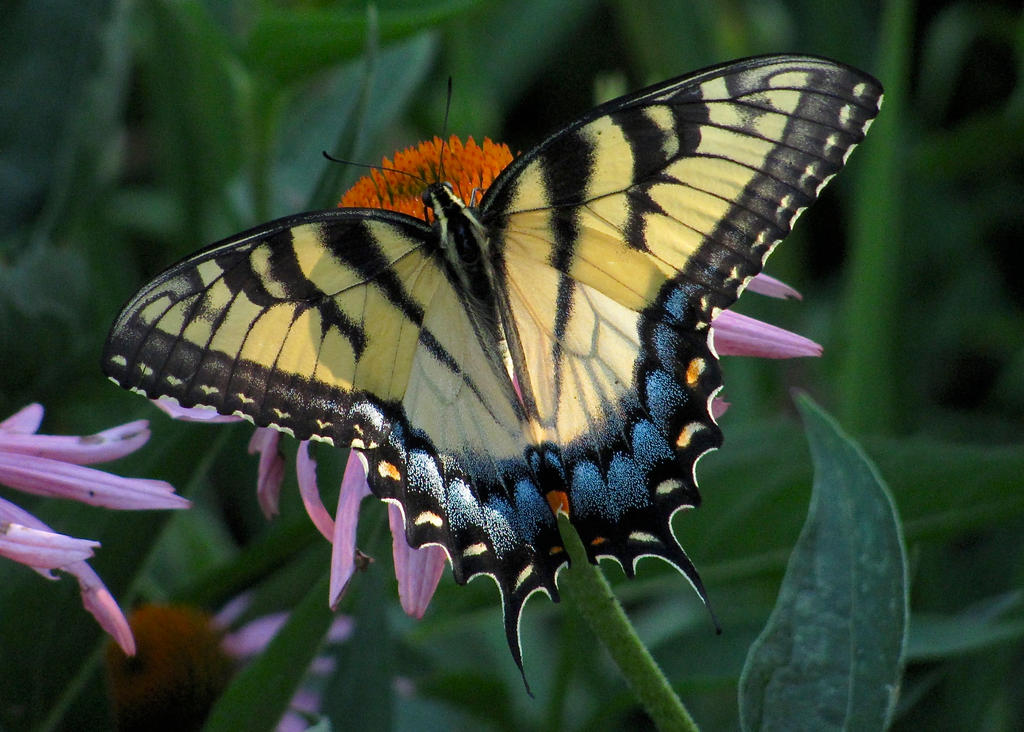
xmin=321 ymin=151 xmax=427 ymax=186
xmin=437 ymin=76 xmax=453 ymax=184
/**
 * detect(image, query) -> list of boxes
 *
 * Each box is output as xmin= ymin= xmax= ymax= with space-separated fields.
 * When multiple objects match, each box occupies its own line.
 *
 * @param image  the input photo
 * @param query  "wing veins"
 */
xmin=322 ymin=243 xmax=428 ymax=299
xmin=504 ymin=224 xmax=651 ymax=304
xmin=169 ymin=252 xmax=255 ymax=402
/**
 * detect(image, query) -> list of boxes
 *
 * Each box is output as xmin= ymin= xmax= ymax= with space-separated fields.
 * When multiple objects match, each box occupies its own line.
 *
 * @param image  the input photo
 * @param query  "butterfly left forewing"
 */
xmin=104 ymin=210 xmax=435 ymax=444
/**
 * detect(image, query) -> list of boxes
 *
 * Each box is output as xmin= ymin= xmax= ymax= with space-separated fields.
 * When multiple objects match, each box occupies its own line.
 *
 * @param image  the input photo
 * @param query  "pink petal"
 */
xmin=154 ymin=399 xmax=243 ymax=423
xmin=327 ymin=615 xmax=355 ymax=643
xmin=0 ymin=411 xmax=138 ymax=655
xmin=388 ymin=504 xmax=447 ymax=619
xmin=746 ymin=272 xmax=803 ymax=300
xmin=296 ymin=442 xmax=334 ymax=540
xmin=221 ymin=609 xmax=353 ymax=664
xmin=394 ymin=676 xmax=417 ymax=698
xmin=211 ymin=592 xmax=251 ymax=629
xmin=711 ymin=310 xmax=822 ymax=359
xmin=278 ymin=711 xmax=315 ymax=732
xmin=289 ymin=688 xmax=322 ymax=714
xmin=69 ymin=561 xmax=135 ymax=655
xmin=310 ymin=656 xmax=337 ymax=675
xmin=281 ymin=686 xmax=328 ymax=732
xmin=0 ymin=420 xmax=151 ymax=465
xmin=0 ymin=494 xmax=55 ymax=529
xmin=0 ymin=404 xmax=44 ymax=434
xmin=711 ymin=397 xmax=730 ymax=420
xmin=0 ymin=495 xmax=71 ymax=578
xmin=0 ymin=522 xmax=98 ymax=569
xmin=0 ymin=452 xmax=189 ymax=510
xmin=329 ymin=451 xmax=372 ymax=608
xmin=220 ymin=612 xmax=289 ymax=659
xmin=248 ymin=428 xmax=284 ymax=518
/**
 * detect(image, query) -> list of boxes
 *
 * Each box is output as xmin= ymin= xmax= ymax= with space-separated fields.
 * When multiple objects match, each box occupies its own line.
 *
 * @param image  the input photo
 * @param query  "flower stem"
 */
xmin=557 ymin=515 xmax=700 ymax=732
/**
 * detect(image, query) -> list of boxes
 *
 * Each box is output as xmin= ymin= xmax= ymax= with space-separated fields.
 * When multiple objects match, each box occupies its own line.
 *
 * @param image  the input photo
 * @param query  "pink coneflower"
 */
xmin=105 ymin=597 xmax=353 ymax=731
xmin=0 ymin=403 xmax=190 ymax=654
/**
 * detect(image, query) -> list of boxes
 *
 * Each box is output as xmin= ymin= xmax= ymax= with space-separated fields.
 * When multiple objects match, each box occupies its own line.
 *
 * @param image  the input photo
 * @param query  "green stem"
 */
xmin=557 ymin=515 xmax=699 ymax=732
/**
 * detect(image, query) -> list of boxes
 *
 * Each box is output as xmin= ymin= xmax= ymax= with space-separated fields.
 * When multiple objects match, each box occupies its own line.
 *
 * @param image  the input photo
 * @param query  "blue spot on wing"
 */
xmin=570 ymin=461 xmax=605 ymax=518
xmin=607 ymin=453 xmax=647 ymax=515
xmin=630 ymin=420 xmax=674 ymax=473
xmin=651 ymin=323 xmax=680 ymax=364
xmin=513 ymin=478 xmax=551 ymax=544
xmin=663 ymin=283 xmax=702 ymax=325
xmin=644 ymin=370 xmax=688 ymax=430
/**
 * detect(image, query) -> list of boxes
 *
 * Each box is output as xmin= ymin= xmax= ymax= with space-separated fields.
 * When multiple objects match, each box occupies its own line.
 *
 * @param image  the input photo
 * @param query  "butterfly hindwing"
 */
xmin=388 ymin=257 xmax=565 ymax=637
xmin=499 ymin=256 xmax=712 ymax=594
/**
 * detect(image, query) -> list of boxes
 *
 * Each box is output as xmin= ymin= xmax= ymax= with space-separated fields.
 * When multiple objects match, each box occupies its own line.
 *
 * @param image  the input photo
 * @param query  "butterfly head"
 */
xmin=422 ymin=181 xmax=466 ymax=218
xmin=423 ymin=180 xmax=484 ymax=252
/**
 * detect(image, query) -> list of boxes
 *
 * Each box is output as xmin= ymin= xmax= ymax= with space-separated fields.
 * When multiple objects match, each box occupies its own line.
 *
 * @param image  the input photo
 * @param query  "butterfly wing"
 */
xmin=104 ymin=210 xmax=436 ymax=436
xmin=481 ymin=55 xmax=883 ymax=584
xmin=104 ymin=54 xmax=883 ymax=677
xmin=103 ymin=208 xmax=564 ymax=668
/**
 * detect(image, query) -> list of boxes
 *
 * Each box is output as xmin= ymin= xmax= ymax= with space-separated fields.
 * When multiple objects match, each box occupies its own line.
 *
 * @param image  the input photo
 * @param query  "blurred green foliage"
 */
xmin=1 ymin=0 xmax=1022 ymax=730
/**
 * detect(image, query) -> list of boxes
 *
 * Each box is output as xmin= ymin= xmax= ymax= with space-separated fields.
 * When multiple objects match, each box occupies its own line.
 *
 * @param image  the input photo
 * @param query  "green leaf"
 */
xmin=322 ymin=550 xmax=396 ymax=730
xmin=738 ymin=394 xmax=908 ymax=731
xmin=244 ymin=0 xmax=478 ymax=84
xmin=439 ymin=0 xmax=599 ymax=133
xmin=271 ymin=32 xmax=438 ymax=215
xmin=132 ymin=0 xmax=246 ymax=246
xmin=868 ymin=438 xmax=1024 ymax=540
xmin=908 ymin=592 xmax=1024 ymax=661
xmin=837 ymin=0 xmax=914 ymax=432
xmin=0 ymin=0 xmax=127 ymax=241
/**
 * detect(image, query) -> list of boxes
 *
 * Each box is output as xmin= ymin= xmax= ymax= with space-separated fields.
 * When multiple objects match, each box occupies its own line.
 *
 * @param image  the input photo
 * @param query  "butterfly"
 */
xmin=104 ymin=54 xmax=882 ymax=672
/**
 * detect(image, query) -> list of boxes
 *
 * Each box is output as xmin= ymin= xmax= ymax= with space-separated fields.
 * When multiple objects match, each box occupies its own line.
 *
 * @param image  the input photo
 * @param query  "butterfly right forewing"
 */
xmin=478 ymin=54 xmax=882 ymax=579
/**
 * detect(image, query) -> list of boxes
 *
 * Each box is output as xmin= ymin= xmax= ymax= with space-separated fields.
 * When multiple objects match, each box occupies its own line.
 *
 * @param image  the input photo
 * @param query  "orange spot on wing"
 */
xmin=546 ymin=490 xmax=570 ymax=515
xmin=377 ymin=461 xmax=401 ymax=481
xmin=685 ymin=358 xmax=704 ymax=387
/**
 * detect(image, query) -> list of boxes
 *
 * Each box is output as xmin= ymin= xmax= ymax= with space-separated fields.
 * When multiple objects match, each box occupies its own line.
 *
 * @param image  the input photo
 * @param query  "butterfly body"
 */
xmin=423 ymin=182 xmax=511 ymax=368
xmin=104 ymin=55 xmax=883 ymax=671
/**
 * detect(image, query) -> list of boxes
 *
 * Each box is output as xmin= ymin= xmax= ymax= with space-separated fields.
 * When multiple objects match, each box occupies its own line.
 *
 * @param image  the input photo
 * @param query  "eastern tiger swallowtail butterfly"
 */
xmin=103 ymin=55 xmax=882 ymax=672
